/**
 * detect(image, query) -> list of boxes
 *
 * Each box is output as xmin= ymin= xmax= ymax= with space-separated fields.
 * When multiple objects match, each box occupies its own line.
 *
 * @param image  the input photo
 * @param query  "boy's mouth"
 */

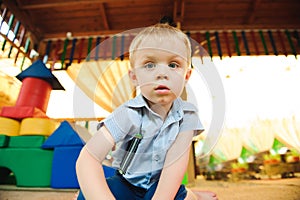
xmin=154 ymin=85 xmax=170 ymax=94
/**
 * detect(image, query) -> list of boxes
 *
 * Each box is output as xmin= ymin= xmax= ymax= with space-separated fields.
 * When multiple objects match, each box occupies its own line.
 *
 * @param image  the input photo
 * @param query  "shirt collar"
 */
xmin=126 ymin=94 xmax=198 ymax=119
xmin=126 ymin=93 xmax=148 ymax=108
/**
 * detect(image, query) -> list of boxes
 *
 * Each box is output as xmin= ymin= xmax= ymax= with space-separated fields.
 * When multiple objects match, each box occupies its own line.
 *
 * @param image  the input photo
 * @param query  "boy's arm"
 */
xmin=152 ymin=130 xmax=194 ymax=200
xmin=76 ymin=126 xmax=116 ymax=200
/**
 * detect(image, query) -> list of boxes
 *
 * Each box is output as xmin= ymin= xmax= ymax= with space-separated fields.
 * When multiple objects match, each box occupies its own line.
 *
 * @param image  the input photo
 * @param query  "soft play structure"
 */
xmin=0 ymin=60 xmax=64 ymax=187
xmin=0 ymin=60 xmax=116 ymax=188
xmin=0 ymin=60 xmax=78 ymax=188
xmin=0 ymin=118 xmax=117 ymax=188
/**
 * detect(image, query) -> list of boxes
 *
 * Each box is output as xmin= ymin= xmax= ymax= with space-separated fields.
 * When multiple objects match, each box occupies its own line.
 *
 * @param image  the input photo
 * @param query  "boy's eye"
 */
xmin=144 ymin=62 xmax=156 ymax=69
xmin=168 ymin=63 xmax=179 ymax=69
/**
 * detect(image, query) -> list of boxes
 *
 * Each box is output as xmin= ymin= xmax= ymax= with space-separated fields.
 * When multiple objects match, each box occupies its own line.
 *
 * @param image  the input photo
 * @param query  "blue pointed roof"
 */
xmin=16 ymin=59 xmax=64 ymax=90
xmin=42 ymin=121 xmax=85 ymax=148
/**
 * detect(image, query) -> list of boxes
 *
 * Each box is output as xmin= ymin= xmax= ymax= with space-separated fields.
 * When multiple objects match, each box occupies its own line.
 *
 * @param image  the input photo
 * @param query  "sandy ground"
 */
xmin=0 ymin=177 xmax=300 ymax=200
xmin=190 ymin=177 xmax=300 ymax=200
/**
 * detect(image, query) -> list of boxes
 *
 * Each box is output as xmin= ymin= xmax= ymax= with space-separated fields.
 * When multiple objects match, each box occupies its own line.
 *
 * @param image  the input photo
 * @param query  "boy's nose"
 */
xmin=157 ymin=74 xmax=168 ymax=80
xmin=156 ymin=64 xmax=169 ymax=80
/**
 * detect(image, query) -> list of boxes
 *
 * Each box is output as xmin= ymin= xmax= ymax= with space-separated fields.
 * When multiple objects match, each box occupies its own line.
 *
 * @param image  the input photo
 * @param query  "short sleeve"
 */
xmin=179 ymin=110 xmax=204 ymax=136
xmin=98 ymin=105 xmax=141 ymax=142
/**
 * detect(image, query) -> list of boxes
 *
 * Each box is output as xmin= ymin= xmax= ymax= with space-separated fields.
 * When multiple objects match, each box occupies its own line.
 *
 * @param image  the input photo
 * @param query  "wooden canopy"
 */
xmin=1 ymin=0 xmax=300 ymax=65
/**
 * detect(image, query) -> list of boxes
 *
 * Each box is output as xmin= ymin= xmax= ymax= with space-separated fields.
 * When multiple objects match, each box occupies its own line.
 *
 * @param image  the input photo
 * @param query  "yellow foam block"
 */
xmin=19 ymin=118 xmax=57 ymax=136
xmin=0 ymin=117 xmax=20 ymax=136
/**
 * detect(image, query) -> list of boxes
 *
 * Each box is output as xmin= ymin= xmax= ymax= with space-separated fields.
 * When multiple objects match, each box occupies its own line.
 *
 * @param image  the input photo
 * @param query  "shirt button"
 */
xmin=154 ymin=155 xmax=160 ymax=161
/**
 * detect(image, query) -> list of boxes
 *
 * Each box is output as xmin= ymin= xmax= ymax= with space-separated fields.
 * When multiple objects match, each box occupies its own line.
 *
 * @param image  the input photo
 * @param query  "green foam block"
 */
xmin=0 ymin=135 xmax=9 ymax=147
xmin=0 ymin=148 xmax=53 ymax=187
xmin=8 ymin=136 xmax=47 ymax=148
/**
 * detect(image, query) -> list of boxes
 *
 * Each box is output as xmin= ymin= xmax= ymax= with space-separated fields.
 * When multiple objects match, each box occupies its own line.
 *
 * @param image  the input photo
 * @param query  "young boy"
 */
xmin=76 ymin=23 xmax=218 ymax=200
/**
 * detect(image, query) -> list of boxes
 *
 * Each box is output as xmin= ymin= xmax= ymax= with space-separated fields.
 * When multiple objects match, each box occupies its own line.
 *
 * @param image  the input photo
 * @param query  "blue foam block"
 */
xmin=50 ymin=146 xmax=82 ymax=188
xmin=42 ymin=121 xmax=85 ymax=148
xmin=50 ymin=146 xmax=117 ymax=189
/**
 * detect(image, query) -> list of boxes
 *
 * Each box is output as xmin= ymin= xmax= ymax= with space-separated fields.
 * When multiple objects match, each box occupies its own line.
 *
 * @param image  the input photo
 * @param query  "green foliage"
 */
xmin=263 ymin=153 xmax=280 ymax=161
xmin=231 ymin=162 xmax=248 ymax=169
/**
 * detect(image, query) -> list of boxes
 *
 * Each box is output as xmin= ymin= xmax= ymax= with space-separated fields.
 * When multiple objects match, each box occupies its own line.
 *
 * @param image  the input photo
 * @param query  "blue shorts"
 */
xmin=77 ymin=172 xmax=187 ymax=200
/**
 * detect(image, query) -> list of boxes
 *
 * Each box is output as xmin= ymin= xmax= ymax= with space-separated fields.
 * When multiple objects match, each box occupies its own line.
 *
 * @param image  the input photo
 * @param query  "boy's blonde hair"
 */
xmin=129 ymin=23 xmax=192 ymax=67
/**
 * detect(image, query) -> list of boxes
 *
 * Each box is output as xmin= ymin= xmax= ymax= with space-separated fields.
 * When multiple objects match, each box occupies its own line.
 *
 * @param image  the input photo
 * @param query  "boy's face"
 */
xmin=129 ymin=38 xmax=191 ymax=109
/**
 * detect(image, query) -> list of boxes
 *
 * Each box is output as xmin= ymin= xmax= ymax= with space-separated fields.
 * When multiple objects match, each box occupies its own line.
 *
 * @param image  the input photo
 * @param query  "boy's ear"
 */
xmin=128 ymin=70 xmax=138 ymax=86
xmin=185 ymin=68 xmax=192 ymax=82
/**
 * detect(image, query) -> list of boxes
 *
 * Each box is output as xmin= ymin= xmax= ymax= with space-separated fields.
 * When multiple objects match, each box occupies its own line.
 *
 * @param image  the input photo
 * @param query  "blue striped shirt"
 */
xmin=88 ymin=94 xmax=204 ymax=189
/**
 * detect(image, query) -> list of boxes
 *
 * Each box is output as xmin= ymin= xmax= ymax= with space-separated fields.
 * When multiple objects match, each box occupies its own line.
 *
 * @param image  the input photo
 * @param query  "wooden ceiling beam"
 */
xmin=19 ymin=0 xmax=130 ymax=10
xmin=99 ymin=3 xmax=110 ymax=30
xmin=42 ymin=25 xmax=300 ymax=41
xmin=244 ymin=0 xmax=261 ymax=24
xmin=182 ymin=24 xmax=300 ymax=32
xmin=42 ymin=29 xmax=127 ymax=41
xmin=173 ymin=0 xmax=184 ymax=23
xmin=173 ymin=0 xmax=185 ymax=28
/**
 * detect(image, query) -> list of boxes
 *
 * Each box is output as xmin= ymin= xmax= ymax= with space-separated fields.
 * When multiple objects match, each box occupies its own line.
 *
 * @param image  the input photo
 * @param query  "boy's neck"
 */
xmin=147 ymin=101 xmax=172 ymax=121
